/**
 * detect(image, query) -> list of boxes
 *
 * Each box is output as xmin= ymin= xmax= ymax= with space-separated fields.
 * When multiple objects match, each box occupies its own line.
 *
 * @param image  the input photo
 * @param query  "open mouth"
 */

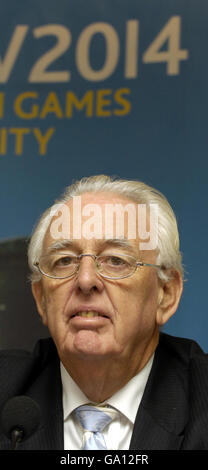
xmin=71 ymin=311 xmax=109 ymax=319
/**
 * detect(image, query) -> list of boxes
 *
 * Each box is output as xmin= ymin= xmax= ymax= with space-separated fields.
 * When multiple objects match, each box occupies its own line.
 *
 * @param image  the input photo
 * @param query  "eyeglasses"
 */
xmin=34 ymin=252 xmax=162 ymax=280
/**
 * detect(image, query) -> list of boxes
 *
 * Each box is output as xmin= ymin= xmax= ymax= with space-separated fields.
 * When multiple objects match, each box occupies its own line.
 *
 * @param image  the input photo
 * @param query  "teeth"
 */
xmin=77 ymin=311 xmax=99 ymax=318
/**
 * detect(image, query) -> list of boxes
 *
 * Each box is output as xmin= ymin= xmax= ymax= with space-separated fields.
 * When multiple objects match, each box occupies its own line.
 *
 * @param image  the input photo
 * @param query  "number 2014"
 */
xmin=0 ymin=16 xmax=188 ymax=83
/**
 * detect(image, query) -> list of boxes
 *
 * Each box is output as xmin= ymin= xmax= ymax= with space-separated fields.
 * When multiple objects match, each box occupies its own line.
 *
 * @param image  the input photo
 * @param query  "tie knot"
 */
xmin=75 ymin=405 xmax=115 ymax=433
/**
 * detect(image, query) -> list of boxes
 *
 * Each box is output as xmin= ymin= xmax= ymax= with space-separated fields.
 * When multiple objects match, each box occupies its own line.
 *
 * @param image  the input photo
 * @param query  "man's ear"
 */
xmin=32 ymin=281 xmax=48 ymax=326
xmin=156 ymin=271 xmax=183 ymax=326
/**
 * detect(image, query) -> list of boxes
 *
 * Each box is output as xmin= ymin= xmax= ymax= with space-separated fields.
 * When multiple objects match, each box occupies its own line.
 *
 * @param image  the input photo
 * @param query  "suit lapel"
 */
xmin=19 ymin=341 xmax=64 ymax=450
xmin=129 ymin=405 xmax=184 ymax=450
xmin=129 ymin=333 xmax=189 ymax=450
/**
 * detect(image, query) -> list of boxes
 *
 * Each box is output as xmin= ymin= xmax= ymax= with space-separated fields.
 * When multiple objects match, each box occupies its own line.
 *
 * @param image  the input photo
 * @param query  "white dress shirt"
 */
xmin=60 ymin=355 xmax=154 ymax=450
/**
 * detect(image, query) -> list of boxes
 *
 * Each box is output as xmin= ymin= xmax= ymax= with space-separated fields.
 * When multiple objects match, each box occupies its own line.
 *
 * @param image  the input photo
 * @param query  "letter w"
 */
xmin=0 ymin=26 xmax=28 ymax=83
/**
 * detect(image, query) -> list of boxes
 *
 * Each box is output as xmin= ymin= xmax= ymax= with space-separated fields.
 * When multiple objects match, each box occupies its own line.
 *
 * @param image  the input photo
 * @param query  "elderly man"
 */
xmin=0 ymin=175 xmax=208 ymax=450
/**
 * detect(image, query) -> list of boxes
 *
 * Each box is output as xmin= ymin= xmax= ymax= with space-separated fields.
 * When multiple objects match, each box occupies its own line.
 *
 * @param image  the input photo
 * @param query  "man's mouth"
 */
xmin=71 ymin=311 xmax=109 ymax=319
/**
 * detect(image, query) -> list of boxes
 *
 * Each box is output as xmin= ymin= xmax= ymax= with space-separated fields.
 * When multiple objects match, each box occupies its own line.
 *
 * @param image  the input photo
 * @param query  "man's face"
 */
xmin=32 ymin=192 xmax=169 ymax=369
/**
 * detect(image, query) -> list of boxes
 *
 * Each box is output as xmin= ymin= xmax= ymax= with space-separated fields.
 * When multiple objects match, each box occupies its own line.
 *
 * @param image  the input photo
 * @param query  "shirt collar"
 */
xmin=60 ymin=363 xmax=90 ymax=420
xmin=60 ymin=354 xmax=154 ymax=424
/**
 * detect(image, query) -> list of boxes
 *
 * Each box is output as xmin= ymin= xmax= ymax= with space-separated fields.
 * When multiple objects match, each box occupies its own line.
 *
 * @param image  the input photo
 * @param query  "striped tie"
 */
xmin=75 ymin=405 xmax=116 ymax=450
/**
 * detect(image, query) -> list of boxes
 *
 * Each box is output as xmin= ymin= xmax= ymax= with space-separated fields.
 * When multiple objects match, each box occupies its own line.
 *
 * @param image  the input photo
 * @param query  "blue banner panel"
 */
xmin=0 ymin=0 xmax=208 ymax=350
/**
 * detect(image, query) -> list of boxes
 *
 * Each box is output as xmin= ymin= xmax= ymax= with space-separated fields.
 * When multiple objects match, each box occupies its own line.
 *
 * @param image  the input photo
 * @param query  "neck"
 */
xmin=61 ymin=332 xmax=158 ymax=403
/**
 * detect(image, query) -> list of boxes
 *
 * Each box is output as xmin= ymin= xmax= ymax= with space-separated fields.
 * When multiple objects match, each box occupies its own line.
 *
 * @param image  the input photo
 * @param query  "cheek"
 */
xmin=108 ymin=276 xmax=159 ymax=330
xmin=44 ymin=278 xmax=72 ymax=306
xmin=43 ymin=282 xmax=72 ymax=327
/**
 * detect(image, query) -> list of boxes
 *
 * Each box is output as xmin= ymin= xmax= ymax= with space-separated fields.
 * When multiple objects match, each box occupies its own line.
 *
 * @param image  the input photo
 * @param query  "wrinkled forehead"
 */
xmin=43 ymin=192 xmax=158 ymax=255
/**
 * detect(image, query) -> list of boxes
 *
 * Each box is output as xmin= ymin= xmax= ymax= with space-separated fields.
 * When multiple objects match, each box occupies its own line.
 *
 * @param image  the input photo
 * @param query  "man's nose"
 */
xmin=75 ymin=255 xmax=104 ymax=295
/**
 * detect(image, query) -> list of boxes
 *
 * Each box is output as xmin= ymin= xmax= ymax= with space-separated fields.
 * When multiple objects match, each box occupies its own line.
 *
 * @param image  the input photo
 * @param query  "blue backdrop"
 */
xmin=0 ymin=0 xmax=208 ymax=350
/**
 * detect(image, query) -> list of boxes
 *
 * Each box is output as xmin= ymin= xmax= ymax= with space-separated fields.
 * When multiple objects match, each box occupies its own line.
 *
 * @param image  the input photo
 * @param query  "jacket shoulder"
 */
xmin=159 ymin=333 xmax=208 ymax=448
xmin=159 ymin=332 xmax=208 ymax=382
xmin=0 ymin=337 xmax=57 ymax=405
xmin=159 ymin=332 xmax=207 ymax=362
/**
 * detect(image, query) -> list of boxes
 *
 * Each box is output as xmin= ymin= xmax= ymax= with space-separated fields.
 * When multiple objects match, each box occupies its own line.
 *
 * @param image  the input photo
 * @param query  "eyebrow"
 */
xmin=101 ymin=238 xmax=136 ymax=253
xmin=46 ymin=240 xmax=75 ymax=254
xmin=46 ymin=238 xmax=137 ymax=255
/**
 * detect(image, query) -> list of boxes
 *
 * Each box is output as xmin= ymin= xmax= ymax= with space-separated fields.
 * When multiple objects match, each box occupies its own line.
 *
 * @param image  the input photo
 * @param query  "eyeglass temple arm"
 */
xmin=136 ymin=262 xmax=161 ymax=269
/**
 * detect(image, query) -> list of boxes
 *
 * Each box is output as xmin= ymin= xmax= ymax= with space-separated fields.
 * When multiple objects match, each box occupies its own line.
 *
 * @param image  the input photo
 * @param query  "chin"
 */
xmin=57 ymin=329 xmax=116 ymax=361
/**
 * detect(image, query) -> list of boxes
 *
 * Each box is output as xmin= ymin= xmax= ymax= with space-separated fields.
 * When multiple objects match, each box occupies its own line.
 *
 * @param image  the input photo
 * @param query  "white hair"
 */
xmin=28 ymin=175 xmax=183 ymax=282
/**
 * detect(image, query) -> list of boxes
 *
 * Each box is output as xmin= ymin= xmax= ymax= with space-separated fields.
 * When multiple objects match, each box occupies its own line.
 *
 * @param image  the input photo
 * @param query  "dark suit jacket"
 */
xmin=0 ymin=332 xmax=208 ymax=450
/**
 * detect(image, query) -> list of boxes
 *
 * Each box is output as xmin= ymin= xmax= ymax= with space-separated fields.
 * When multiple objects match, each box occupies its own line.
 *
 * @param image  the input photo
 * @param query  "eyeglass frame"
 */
xmin=34 ymin=252 xmax=162 ymax=281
